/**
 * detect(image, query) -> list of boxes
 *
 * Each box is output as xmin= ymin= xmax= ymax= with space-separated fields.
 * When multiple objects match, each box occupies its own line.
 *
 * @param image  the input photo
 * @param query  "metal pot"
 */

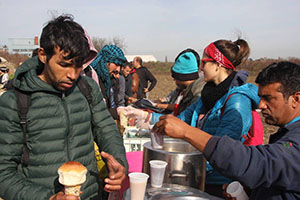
xmin=142 ymin=139 xmax=206 ymax=191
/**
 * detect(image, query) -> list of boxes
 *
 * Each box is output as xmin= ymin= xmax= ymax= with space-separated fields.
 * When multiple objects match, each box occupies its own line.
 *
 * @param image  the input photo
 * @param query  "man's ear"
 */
xmin=38 ymin=48 xmax=47 ymax=64
xmin=291 ymin=91 xmax=300 ymax=108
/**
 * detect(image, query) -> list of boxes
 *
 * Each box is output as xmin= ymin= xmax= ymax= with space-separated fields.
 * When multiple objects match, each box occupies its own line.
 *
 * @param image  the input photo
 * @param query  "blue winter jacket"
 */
xmin=152 ymin=71 xmax=260 ymax=184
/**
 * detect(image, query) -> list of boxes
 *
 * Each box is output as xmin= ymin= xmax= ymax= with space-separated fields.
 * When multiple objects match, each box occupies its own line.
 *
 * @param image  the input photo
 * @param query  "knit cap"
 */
xmin=171 ymin=52 xmax=199 ymax=81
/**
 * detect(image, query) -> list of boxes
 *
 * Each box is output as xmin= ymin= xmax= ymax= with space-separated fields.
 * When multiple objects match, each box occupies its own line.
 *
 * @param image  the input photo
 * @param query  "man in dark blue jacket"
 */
xmin=155 ymin=61 xmax=300 ymax=200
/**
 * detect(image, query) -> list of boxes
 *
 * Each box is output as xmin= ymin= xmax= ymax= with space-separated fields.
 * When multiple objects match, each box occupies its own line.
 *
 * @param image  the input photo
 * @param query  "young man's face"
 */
xmin=174 ymin=78 xmax=196 ymax=90
xmin=38 ymin=46 xmax=82 ymax=91
xmin=122 ymin=66 xmax=131 ymax=77
xmin=258 ymin=82 xmax=295 ymax=127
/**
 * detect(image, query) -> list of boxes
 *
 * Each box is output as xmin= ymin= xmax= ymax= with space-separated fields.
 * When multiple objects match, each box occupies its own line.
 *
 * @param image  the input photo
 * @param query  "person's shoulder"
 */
xmin=140 ymin=66 xmax=148 ymax=70
xmin=230 ymin=83 xmax=260 ymax=105
xmin=119 ymin=75 xmax=125 ymax=83
xmin=80 ymin=75 xmax=98 ymax=88
xmin=0 ymin=89 xmax=17 ymax=110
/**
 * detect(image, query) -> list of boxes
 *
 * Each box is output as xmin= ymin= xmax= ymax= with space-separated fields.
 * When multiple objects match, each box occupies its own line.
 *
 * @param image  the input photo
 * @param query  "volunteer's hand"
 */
xmin=128 ymin=97 xmax=137 ymax=103
xmin=222 ymin=184 xmax=236 ymax=200
xmin=101 ymin=152 xmax=126 ymax=193
xmin=144 ymin=88 xmax=149 ymax=93
xmin=116 ymin=106 xmax=126 ymax=115
xmin=124 ymin=106 xmax=151 ymax=129
xmin=154 ymin=115 xmax=191 ymax=139
xmin=49 ymin=191 xmax=80 ymax=200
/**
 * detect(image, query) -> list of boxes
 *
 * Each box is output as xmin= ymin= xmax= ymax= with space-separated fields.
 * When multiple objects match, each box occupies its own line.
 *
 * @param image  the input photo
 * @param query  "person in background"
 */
xmin=125 ymin=38 xmax=262 ymax=197
xmin=90 ymin=44 xmax=127 ymax=119
xmin=119 ymin=62 xmax=134 ymax=106
xmin=155 ymin=48 xmax=205 ymax=115
xmin=0 ymin=15 xmax=128 ymax=200
xmin=130 ymin=62 xmax=140 ymax=100
xmin=110 ymin=65 xmax=122 ymax=108
xmin=155 ymin=61 xmax=300 ymax=200
xmin=0 ymin=68 xmax=9 ymax=88
xmin=132 ymin=56 xmax=157 ymax=99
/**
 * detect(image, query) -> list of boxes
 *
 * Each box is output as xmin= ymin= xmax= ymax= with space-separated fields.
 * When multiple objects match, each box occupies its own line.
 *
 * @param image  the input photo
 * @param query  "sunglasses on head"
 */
xmin=112 ymin=70 xmax=120 ymax=75
xmin=201 ymin=58 xmax=215 ymax=67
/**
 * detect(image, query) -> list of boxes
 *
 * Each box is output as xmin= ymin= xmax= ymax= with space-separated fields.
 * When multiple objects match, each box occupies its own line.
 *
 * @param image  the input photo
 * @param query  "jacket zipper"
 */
xmin=62 ymin=92 xmax=71 ymax=161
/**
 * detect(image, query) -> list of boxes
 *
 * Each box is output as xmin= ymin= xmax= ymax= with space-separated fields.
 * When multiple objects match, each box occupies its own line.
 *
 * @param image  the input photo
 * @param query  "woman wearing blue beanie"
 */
xmin=125 ymin=38 xmax=262 ymax=198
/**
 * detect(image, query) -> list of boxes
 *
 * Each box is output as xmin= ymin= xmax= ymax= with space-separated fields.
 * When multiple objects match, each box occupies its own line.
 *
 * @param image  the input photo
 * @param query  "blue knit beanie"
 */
xmin=171 ymin=52 xmax=199 ymax=81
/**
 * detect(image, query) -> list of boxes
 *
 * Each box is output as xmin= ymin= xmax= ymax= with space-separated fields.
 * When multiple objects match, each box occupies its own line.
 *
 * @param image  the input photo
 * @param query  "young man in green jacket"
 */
xmin=0 ymin=15 xmax=128 ymax=200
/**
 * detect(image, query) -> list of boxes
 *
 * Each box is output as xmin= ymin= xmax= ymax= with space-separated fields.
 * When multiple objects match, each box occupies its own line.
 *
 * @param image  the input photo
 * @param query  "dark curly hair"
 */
xmin=255 ymin=61 xmax=300 ymax=99
xmin=40 ymin=14 xmax=89 ymax=67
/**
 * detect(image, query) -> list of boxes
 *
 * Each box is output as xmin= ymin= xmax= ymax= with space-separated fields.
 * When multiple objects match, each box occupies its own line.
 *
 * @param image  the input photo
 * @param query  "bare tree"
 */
xmin=92 ymin=36 xmax=127 ymax=53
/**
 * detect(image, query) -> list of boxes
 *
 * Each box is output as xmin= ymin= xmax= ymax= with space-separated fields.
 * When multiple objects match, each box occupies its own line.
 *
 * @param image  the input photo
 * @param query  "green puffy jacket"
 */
xmin=0 ymin=57 xmax=128 ymax=200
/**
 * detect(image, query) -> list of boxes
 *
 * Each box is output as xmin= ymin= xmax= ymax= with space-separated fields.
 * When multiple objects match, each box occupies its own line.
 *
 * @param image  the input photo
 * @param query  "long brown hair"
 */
xmin=214 ymin=39 xmax=250 ymax=69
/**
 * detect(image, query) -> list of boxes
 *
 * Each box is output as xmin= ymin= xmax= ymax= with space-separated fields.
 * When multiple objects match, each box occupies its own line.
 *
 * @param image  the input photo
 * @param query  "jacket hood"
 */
xmin=83 ymin=29 xmax=98 ymax=68
xmin=230 ymin=69 xmax=260 ymax=108
xmin=230 ymin=83 xmax=260 ymax=108
xmin=230 ymin=70 xmax=249 ymax=87
xmin=220 ymin=70 xmax=260 ymax=109
xmin=12 ymin=56 xmax=60 ymax=93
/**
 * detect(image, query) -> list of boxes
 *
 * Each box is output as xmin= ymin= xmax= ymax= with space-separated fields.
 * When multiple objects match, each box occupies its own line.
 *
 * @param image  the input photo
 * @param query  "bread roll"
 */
xmin=58 ymin=161 xmax=87 ymax=186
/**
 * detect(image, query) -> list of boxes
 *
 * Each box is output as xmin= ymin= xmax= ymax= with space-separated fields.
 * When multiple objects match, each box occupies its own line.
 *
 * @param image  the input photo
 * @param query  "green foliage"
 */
xmin=9 ymin=74 xmax=14 ymax=80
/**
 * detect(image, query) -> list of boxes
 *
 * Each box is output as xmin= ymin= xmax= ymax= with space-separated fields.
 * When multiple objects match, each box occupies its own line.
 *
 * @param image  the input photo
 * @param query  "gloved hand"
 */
xmin=123 ymin=106 xmax=152 ymax=130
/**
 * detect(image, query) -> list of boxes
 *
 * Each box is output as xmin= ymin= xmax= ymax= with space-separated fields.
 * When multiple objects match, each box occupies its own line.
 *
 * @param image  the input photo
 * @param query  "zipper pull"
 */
xmin=62 ymin=92 xmax=65 ymax=100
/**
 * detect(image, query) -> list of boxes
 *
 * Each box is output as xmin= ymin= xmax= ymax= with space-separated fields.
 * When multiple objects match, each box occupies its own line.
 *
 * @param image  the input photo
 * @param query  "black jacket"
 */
xmin=136 ymin=66 xmax=157 ymax=99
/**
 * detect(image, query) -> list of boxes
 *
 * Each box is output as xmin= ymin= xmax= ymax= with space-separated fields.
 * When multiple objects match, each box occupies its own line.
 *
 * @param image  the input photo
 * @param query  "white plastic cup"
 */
xmin=149 ymin=160 xmax=168 ymax=188
xmin=226 ymin=181 xmax=249 ymax=200
xmin=149 ymin=125 xmax=163 ymax=149
xmin=128 ymin=172 xmax=149 ymax=200
xmin=126 ymin=126 xmax=139 ymax=138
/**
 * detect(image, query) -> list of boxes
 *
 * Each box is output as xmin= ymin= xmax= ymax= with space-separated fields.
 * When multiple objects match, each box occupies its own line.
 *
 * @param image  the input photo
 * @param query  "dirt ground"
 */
xmin=148 ymin=71 xmax=277 ymax=145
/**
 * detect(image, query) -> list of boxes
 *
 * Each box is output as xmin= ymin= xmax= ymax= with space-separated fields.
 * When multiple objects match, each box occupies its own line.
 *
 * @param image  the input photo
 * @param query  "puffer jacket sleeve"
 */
xmin=0 ymin=91 xmax=53 ymax=200
xmin=204 ymin=133 xmax=300 ymax=191
xmin=211 ymin=93 xmax=252 ymax=141
xmin=177 ymin=99 xmax=202 ymax=127
xmin=87 ymin=78 xmax=128 ymax=172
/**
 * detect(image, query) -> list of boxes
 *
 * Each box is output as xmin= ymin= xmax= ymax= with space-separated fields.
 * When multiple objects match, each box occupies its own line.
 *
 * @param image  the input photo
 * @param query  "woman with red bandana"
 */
xmin=126 ymin=38 xmax=262 ymax=197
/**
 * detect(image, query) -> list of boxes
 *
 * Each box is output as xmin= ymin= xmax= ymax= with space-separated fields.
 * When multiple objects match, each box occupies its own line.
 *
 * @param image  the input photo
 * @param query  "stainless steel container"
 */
xmin=142 ymin=139 xmax=206 ymax=191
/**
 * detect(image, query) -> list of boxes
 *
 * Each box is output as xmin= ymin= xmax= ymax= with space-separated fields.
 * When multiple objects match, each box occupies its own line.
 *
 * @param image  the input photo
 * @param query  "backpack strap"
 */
xmin=220 ymin=93 xmax=236 ymax=116
xmin=77 ymin=77 xmax=97 ymax=140
xmin=78 ymin=77 xmax=93 ymax=106
xmin=83 ymin=66 xmax=93 ymax=78
xmin=14 ymin=89 xmax=31 ymax=166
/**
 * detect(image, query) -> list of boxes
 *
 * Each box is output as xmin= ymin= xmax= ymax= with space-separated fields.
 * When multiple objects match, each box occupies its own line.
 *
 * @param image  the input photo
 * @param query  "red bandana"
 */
xmin=204 ymin=43 xmax=235 ymax=70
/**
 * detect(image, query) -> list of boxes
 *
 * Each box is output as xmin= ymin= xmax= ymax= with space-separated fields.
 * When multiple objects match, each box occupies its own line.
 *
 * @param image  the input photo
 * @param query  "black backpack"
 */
xmin=14 ymin=77 xmax=94 ymax=166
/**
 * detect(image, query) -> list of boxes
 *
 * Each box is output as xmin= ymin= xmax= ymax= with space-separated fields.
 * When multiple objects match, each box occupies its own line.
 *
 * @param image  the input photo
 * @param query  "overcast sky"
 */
xmin=1 ymin=0 xmax=299 ymax=61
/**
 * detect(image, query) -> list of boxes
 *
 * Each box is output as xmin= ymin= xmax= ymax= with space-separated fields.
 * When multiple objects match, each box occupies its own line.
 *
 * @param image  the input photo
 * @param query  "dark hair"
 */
xmin=122 ymin=62 xmax=133 ymax=69
xmin=175 ymin=48 xmax=200 ymax=68
xmin=32 ymin=48 xmax=39 ymax=57
xmin=135 ymin=57 xmax=143 ymax=65
xmin=255 ymin=61 xmax=300 ymax=98
xmin=40 ymin=15 xmax=89 ymax=67
xmin=214 ymin=39 xmax=250 ymax=70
